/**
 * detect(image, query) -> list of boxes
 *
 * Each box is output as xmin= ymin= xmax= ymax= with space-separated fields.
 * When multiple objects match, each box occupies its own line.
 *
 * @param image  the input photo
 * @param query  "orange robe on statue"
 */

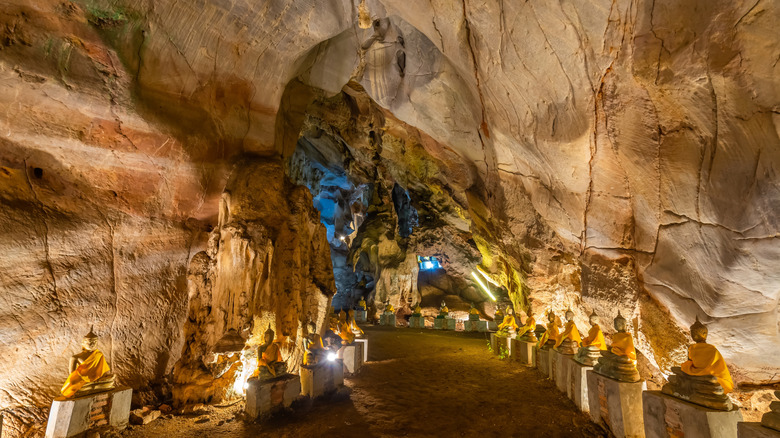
xmin=610 ymin=332 xmax=636 ymax=361
xmin=555 ymin=320 xmax=582 ymax=348
xmin=538 ymin=321 xmax=560 ymax=348
xmin=61 ymin=350 xmax=111 ymax=398
xmin=582 ymin=325 xmax=607 ymax=350
xmin=516 ymin=316 xmax=536 ymax=337
xmin=681 ymin=343 xmax=734 ymax=394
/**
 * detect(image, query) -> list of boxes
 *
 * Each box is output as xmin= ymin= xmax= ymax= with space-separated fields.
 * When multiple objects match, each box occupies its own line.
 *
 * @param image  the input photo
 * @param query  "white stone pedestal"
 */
xmin=643 ymin=390 xmax=743 ymax=438
xmin=538 ymin=347 xmax=551 ymax=377
xmin=409 ymin=315 xmax=425 ymax=329
xmin=354 ymin=309 xmax=367 ymax=323
xmin=340 ymin=342 xmax=365 ymax=374
xmin=379 ymin=313 xmax=396 ymax=327
xmin=551 ymin=350 xmax=571 ymax=390
xmin=45 ymin=387 xmax=132 ymax=438
xmin=490 ymin=333 xmax=512 ymax=356
xmin=511 ymin=339 xmax=536 ymax=367
xmin=434 ymin=317 xmax=455 ymax=330
xmin=739 ymin=422 xmax=780 ymax=438
xmin=300 ymin=360 xmax=344 ymax=399
xmin=586 ymin=371 xmax=646 ymax=438
xmin=463 ymin=320 xmax=488 ymax=332
xmin=245 ymin=375 xmax=302 ymax=420
xmin=488 ymin=321 xmax=498 ymax=331
xmin=446 ymin=318 xmax=456 ymax=330
xmin=354 ymin=338 xmax=368 ymax=362
xmin=565 ymin=357 xmax=592 ymax=413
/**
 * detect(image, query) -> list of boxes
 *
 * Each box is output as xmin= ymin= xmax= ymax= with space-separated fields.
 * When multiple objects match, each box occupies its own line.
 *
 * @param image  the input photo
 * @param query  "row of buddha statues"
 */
xmin=494 ymin=305 xmax=740 ymax=412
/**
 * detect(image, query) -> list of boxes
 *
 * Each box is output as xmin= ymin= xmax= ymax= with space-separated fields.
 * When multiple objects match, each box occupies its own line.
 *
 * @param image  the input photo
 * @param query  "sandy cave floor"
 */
xmin=119 ymin=326 xmax=607 ymax=438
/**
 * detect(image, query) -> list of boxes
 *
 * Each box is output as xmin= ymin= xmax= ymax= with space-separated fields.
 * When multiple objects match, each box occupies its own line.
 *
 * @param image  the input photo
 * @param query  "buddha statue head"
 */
xmin=306 ymin=321 xmax=317 ymax=335
xmin=547 ymin=310 xmax=556 ymax=324
xmin=588 ymin=310 xmax=599 ymax=326
xmin=263 ymin=324 xmax=275 ymax=345
xmin=565 ymin=307 xmax=574 ymax=321
xmin=441 ymin=300 xmax=446 ymax=308
xmin=82 ymin=326 xmax=99 ymax=351
xmin=348 ymin=309 xmax=355 ymax=319
xmin=614 ymin=311 xmax=627 ymax=333
xmin=339 ymin=310 xmax=347 ymax=322
xmin=506 ymin=306 xmax=513 ymax=315
xmin=690 ymin=316 xmax=708 ymax=343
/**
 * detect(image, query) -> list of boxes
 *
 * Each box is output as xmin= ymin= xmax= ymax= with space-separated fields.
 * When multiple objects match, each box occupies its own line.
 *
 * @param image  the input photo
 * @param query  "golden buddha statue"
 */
xmin=337 ymin=310 xmax=356 ymax=344
xmin=437 ymin=300 xmax=449 ymax=318
xmin=517 ymin=308 xmax=537 ymax=342
xmin=497 ymin=307 xmax=519 ymax=335
xmin=255 ymin=324 xmax=287 ymax=380
xmin=537 ymin=310 xmax=560 ymax=349
xmin=61 ymin=326 xmax=116 ymax=398
xmin=384 ymin=300 xmax=395 ymax=314
xmin=468 ymin=303 xmax=480 ymax=321
xmin=412 ymin=303 xmax=422 ymax=316
xmin=662 ymin=316 xmax=734 ymax=410
xmin=348 ymin=309 xmax=364 ymax=337
xmin=555 ymin=307 xmax=582 ymax=355
xmin=303 ymin=321 xmax=326 ymax=366
xmin=574 ymin=310 xmax=607 ymax=366
xmin=493 ymin=306 xmax=504 ymax=324
xmin=357 ymin=297 xmax=367 ymax=311
xmin=593 ymin=311 xmax=640 ymax=382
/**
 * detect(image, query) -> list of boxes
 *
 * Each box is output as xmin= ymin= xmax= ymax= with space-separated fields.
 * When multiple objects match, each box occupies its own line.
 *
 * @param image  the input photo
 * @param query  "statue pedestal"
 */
xmin=379 ymin=313 xmax=396 ymax=327
xmin=409 ymin=315 xmax=425 ymax=328
xmin=355 ymin=338 xmax=368 ymax=362
xmin=339 ymin=342 xmax=365 ymax=375
xmin=490 ymin=333 xmax=512 ymax=356
xmin=464 ymin=320 xmax=488 ymax=332
xmin=538 ymin=347 xmax=551 ymax=377
xmin=45 ymin=387 xmax=132 ymax=438
xmin=355 ymin=310 xmax=367 ymax=323
xmin=245 ymin=375 xmax=301 ymax=420
xmin=300 ymin=360 xmax=344 ymax=399
xmin=586 ymin=371 xmax=646 ymax=438
xmin=434 ymin=317 xmax=455 ymax=330
xmin=488 ymin=321 xmax=498 ymax=331
xmin=643 ymin=390 xmax=743 ymax=438
xmin=511 ymin=339 xmax=536 ymax=367
xmin=564 ymin=357 xmax=592 ymax=413
xmin=551 ymin=350 xmax=572 ymax=389
xmin=738 ymin=423 xmax=780 ymax=438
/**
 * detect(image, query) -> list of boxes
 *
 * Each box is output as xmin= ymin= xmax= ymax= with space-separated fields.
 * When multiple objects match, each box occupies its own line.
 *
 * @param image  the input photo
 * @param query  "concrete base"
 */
xmin=464 ymin=320 xmax=488 ymax=332
xmin=587 ymin=371 xmax=646 ymax=438
xmin=409 ymin=315 xmax=425 ymax=329
xmin=340 ymin=342 xmax=364 ymax=374
xmin=490 ymin=333 xmax=512 ymax=356
xmin=300 ymin=360 xmax=344 ymax=399
xmin=739 ymin=422 xmax=780 ymax=438
xmin=379 ymin=313 xmax=396 ymax=327
xmin=354 ymin=309 xmax=367 ymax=323
xmin=488 ymin=321 xmax=498 ymax=331
xmin=245 ymin=375 xmax=301 ymax=420
xmin=45 ymin=387 xmax=132 ymax=438
xmin=354 ymin=338 xmax=368 ymax=362
xmin=551 ymin=350 xmax=572 ymax=389
xmin=538 ymin=348 xmax=551 ymax=377
xmin=643 ymin=390 xmax=743 ymax=438
xmin=434 ymin=317 xmax=455 ymax=330
xmin=565 ymin=357 xmax=592 ymax=413
xmin=511 ymin=339 xmax=536 ymax=367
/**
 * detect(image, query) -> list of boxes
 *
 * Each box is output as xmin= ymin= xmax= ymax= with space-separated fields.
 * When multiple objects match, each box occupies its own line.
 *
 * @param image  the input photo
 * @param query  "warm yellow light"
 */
xmin=471 ymin=271 xmax=496 ymax=301
xmin=476 ymin=266 xmax=501 ymax=287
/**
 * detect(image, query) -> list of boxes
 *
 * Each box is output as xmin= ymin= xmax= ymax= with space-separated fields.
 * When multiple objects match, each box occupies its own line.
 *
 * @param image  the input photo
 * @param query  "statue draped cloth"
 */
xmin=610 ymin=332 xmax=636 ymax=361
xmin=338 ymin=321 xmax=355 ymax=344
xmin=582 ymin=325 xmax=607 ymax=350
xmin=681 ymin=343 xmax=734 ymax=394
xmin=555 ymin=320 xmax=582 ymax=348
xmin=497 ymin=315 xmax=518 ymax=331
xmin=61 ymin=350 xmax=111 ymax=398
xmin=537 ymin=322 xmax=560 ymax=348
xmin=516 ymin=317 xmax=535 ymax=337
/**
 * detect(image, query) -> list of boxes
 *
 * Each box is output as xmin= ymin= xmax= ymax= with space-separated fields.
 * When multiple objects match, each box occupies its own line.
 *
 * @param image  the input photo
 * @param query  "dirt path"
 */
xmin=120 ymin=326 xmax=606 ymax=437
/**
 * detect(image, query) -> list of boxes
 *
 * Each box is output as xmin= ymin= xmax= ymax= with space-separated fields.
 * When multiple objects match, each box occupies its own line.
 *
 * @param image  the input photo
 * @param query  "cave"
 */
xmin=0 ymin=0 xmax=778 ymax=437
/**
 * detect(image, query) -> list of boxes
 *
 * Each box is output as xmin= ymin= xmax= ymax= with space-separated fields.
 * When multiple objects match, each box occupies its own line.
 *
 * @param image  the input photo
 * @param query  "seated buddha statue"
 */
xmin=555 ymin=307 xmax=582 ymax=355
xmin=537 ymin=310 xmax=561 ymax=349
xmin=468 ymin=303 xmax=480 ymax=321
xmin=437 ymin=301 xmax=449 ymax=318
xmin=255 ymin=324 xmax=287 ymax=380
xmin=337 ymin=310 xmax=356 ymax=344
xmin=303 ymin=321 xmax=326 ymax=366
xmin=662 ymin=316 xmax=734 ymax=410
xmin=384 ymin=300 xmax=395 ymax=314
xmin=593 ymin=311 xmax=640 ymax=382
xmin=574 ymin=310 xmax=607 ymax=366
xmin=493 ymin=306 xmax=504 ymax=325
xmin=348 ymin=309 xmax=364 ymax=337
xmin=412 ymin=304 xmax=422 ymax=317
xmin=517 ymin=309 xmax=537 ymax=342
xmin=61 ymin=326 xmax=116 ymax=398
xmin=497 ymin=307 xmax=519 ymax=336
xmin=323 ymin=314 xmax=343 ymax=349
xmin=357 ymin=297 xmax=367 ymax=311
